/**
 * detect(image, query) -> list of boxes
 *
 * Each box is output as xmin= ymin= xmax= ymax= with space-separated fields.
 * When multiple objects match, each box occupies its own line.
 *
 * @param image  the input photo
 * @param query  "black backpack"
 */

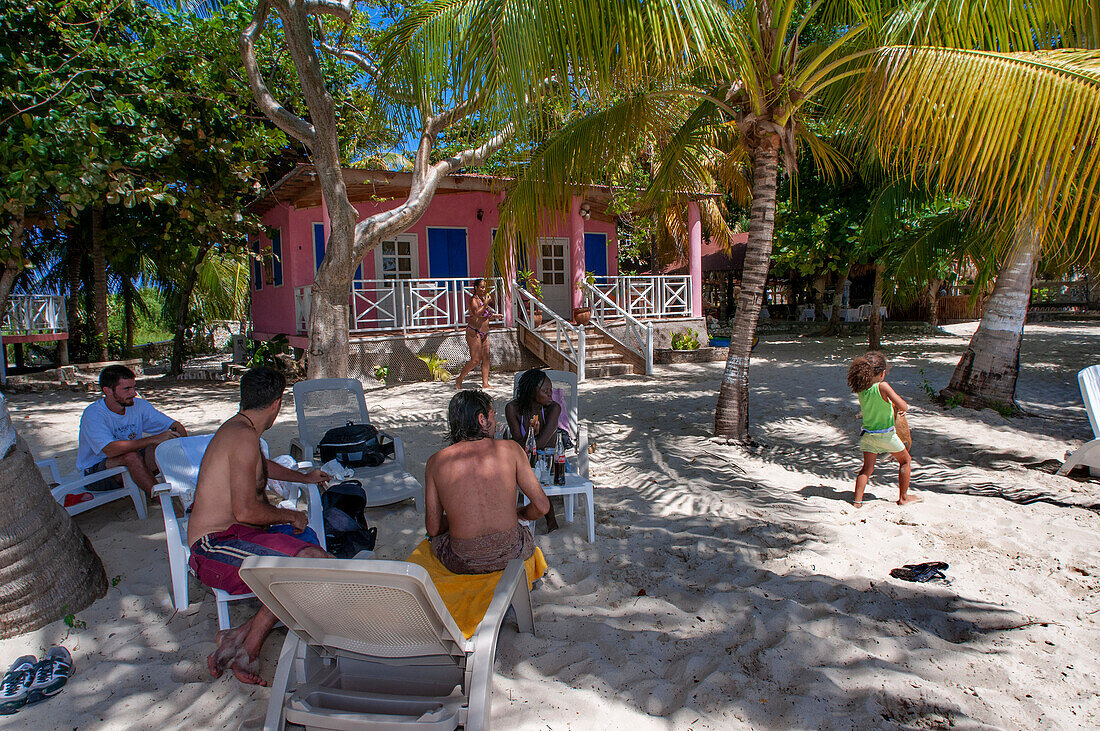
xmin=320 ymin=480 xmax=378 ymax=558
xmin=318 ymin=421 xmax=394 ymax=468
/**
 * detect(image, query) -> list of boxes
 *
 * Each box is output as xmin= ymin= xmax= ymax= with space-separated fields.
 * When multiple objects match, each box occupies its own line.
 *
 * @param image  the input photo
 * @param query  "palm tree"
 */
xmin=835 ymin=5 xmax=1100 ymax=409
xmin=0 ymin=396 xmax=106 ymax=638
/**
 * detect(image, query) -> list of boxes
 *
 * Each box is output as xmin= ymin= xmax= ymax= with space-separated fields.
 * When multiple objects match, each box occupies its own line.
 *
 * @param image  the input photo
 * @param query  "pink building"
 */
xmin=248 ymin=166 xmax=706 ymax=380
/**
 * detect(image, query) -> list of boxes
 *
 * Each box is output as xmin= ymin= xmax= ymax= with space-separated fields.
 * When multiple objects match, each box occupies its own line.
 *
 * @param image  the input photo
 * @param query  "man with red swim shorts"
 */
xmin=187 ymin=366 xmax=330 ymax=686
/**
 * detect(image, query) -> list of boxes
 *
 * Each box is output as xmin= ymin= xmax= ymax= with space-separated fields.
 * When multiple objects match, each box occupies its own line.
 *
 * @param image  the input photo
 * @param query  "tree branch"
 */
xmin=240 ymin=0 xmax=317 ymax=147
xmin=302 ymin=0 xmax=353 ymax=21
xmin=318 ymin=42 xmax=417 ymax=105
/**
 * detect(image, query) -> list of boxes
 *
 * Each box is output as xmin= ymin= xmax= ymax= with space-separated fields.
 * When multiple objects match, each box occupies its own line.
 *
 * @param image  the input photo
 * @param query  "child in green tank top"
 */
xmin=846 ymin=351 xmax=919 ymax=508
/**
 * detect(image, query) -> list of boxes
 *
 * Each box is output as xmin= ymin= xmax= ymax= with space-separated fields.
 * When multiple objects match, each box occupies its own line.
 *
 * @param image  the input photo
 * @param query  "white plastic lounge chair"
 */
xmin=1059 ymin=365 xmax=1100 ymax=477
xmin=512 ymin=369 xmax=594 ymax=541
xmin=290 ymin=378 xmax=424 ymax=511
xmin=238 ymin=555 xmax=535 ymax=731
xmin=153 ymin=435 xmax=325 ymax=630
xmin=35 ymin=458 xmax=146 ymax=520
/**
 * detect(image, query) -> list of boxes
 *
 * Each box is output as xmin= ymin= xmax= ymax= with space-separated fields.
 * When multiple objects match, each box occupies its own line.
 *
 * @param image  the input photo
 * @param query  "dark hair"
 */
xmin=448 ymin=389 xmax=493 ymax=444
xmin=240 ymin=367 xmax=286 ymax=411
xmin=473 ymin=277 xmax=485 ymax=289
xmin=847 ymin=351 xmax=887 ymax=393
xmin=100 ymin=364 xmax=136 ymax=390
xmin=514 ymin=368 xmax=550 ymax=418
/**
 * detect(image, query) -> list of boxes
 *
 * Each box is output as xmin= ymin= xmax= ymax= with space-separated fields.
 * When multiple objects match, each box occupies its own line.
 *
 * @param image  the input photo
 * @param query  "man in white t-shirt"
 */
xmin=76 ymin=365 xmax=188 ymax=496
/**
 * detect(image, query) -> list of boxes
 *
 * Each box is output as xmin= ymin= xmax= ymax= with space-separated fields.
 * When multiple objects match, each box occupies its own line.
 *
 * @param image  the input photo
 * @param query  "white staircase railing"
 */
xmin=514 ymin=287 xmax=585 ymax=381
xmin=582 ymin=282 xmax=653 ymax=376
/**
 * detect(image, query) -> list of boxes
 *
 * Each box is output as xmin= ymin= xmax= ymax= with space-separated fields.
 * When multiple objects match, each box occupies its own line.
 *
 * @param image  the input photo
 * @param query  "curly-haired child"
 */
xmin=847 ymin=351 xmax=919 ymax=507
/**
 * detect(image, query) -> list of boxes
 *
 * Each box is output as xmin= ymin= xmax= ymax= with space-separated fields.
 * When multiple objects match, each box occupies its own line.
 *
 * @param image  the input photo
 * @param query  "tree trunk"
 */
xmin=714 ymin=143 xmax=780 ymax=440
xmin=122 ymin=285 xmax=134 ymax=358
xmin=941 ymin=228 xmax=1040 ymax=409
xmin=869 ymin=263 xmax=884 ymax=350
xmin=66 ymin=238 xmax=83 ymax=358
xmin=169 ymin=244 xmax=213 ymax=376
xmin=824 ymin=264 xmax=851 ymax=335
xmin=812 ymin=274 xmax=826 ymax=320
xmin=0 ymin=398 xmax=107 ymax=638
xmin=921 ymin=278 xmax=942 ymax=329
xmin=90 ymin=206 xmax=109 ymax=361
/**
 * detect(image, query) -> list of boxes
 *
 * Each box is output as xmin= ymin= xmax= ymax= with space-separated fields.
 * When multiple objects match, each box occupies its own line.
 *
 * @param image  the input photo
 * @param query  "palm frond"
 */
xmin=847 ymin=46 xmax=1100 ymax=260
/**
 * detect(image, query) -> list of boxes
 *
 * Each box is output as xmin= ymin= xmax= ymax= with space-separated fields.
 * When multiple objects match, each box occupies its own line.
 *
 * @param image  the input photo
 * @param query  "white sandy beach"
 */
xmin=0 ymin=320 xmax=1098 ymax=730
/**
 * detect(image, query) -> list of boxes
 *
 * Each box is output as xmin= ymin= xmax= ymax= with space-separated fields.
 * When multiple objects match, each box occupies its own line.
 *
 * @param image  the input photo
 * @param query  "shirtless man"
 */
xmin=425 ymin=390 xmax=550 ymax=574
xmin=187 ymin=367 xmax=331 ymax=685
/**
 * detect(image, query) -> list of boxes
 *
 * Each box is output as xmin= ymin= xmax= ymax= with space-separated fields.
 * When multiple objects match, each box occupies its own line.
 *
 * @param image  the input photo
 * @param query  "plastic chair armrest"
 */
xmin=52 ymin=465 xmax=129 ymax=494
xmin=35 ymin=458 xmax=62 ymax=484
xmin=393 ymin=435 xmax=407 ymax=469
xmin=303 ymin=483 xmax=326 ymax=551
xmin=152 ymin=481 xmax=172 ymax=495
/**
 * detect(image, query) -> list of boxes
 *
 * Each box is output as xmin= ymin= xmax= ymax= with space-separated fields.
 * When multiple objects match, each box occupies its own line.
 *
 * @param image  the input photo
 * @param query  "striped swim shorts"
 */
xmin=188 ymin=523 xmax=320 ymax=595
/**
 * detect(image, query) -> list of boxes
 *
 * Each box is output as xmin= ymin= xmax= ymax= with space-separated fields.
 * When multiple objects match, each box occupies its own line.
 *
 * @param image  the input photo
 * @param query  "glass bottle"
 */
xmin=525 ymin=418 xmax=539 ymax=468
xmin=553 ymin=431 xmax=566 ymax=485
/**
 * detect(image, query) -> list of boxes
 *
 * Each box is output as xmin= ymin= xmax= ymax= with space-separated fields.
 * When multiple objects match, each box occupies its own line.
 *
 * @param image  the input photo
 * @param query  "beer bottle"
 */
xmin=525 ymin=417 xmax=539 ymax=468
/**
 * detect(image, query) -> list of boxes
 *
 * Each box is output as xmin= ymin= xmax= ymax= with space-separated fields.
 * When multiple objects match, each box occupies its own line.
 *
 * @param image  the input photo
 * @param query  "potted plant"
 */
xmin=518 ymin=270 xmax=543 ymax=327
xmin=573 ymin=271 xmax=596 ymax=325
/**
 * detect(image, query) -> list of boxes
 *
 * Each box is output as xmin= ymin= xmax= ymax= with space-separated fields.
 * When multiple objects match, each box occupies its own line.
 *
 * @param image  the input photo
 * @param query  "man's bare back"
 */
xmin=425 ymin=437 xmax=546 ymax=539
xmin=187 ymin=419 xmax=266 ymax=546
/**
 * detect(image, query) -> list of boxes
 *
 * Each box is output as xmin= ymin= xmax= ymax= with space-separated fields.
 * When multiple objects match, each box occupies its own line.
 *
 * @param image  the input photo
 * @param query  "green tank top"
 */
xmin=858 ymin=383 xmax=894 ymax=431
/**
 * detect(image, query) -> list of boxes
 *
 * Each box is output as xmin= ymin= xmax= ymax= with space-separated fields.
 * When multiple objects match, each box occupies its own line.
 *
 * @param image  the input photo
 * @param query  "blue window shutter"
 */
xmin=584 ymin=233 xmax=607 ymax=278
xmin=313 ymin=223 xmax=325 ymax=272
xmin=252 ymin=239 xmax=262 ymax=290
xmin=449 ymin=229 xmax=468 ymax=278
xmin=271 ymin=231 xmax=283 ymax=286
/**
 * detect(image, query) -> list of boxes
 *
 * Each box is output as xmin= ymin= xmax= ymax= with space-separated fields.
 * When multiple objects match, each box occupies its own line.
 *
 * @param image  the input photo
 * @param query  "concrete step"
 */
xmin=585 ymin=363 xmax=634 ymax=378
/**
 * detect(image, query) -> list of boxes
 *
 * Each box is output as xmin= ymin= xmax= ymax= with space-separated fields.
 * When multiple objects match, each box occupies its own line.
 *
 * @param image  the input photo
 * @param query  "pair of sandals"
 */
xmin=0 ymin=646 xmax=73 ymax=715
xmin=889 ymin=561 xmax=950 ymax=583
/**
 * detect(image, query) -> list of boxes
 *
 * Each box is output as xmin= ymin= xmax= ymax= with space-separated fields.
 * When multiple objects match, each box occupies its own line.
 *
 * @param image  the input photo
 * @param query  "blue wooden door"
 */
xmin=428 ymin=228 xmax=468 ymax=280
xmin=584 ymin=233 xmax=608 ymax=277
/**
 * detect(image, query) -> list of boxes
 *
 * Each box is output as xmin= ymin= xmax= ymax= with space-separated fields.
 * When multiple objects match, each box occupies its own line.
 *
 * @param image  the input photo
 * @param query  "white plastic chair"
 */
xmin=798 ymin=306 xmax=815 ymax=322
xmin=512 ymin=369 xmax=594 ymax=541
xmin=1059 ymin=365 xmax=1100 ymax=477
xmin=238 ymin=555 xmax=535 ymax=731
xmin=153 ymin=435 xmax=325 ymax=630
xmin=290 ymin=378 xmax=424 ymax=511
xmin=35 ymin=458 xmax=146 ymax=520
xmin=856 ymin=304 xmax=873 ymax=322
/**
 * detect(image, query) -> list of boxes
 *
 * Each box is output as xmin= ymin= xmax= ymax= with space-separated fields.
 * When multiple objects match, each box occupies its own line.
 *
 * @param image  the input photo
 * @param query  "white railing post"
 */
xmin=577 ymin=327 xmax=585 ymax=382
xmin=645 ymin=323 xmax=654 ymax=375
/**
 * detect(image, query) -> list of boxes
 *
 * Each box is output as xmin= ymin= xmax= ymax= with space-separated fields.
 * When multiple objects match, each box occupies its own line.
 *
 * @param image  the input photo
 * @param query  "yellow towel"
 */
xmin=406 ymin=538 xmax=547 ymax=638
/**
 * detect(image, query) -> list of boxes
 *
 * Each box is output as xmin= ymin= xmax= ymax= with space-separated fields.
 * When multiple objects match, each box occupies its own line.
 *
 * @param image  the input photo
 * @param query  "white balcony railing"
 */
xmin=295 ymin=278 xmax=505 ymax=335
xmin=590 ymin=275 xmax=691 ymax=321
xmin=2 ymin=295 xmax=67 ymax=334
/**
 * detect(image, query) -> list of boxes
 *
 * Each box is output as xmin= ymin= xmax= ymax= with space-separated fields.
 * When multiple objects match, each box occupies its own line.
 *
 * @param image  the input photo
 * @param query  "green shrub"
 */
xmin=417 ymin=354 xmax=452 ymax=381
xmin=671 ymin=329 xmax=701 ymax=350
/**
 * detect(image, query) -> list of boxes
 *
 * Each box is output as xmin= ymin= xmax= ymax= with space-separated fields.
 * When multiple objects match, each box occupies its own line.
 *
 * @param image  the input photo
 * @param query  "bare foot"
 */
xmin=853 ymin=501 xmax=863 ymax=508
xmin=897 ymin=494 xmax=922 ymax=506
xmin=229 ymin=647 xmax=268 ymax=686
xmin=207 ymin=626 xmax=248 ymax=679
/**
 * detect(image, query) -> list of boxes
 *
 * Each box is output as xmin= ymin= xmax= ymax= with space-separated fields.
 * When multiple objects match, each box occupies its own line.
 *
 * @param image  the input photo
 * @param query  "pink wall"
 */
xmin=252 ymin=189 xmax=618 ymax=339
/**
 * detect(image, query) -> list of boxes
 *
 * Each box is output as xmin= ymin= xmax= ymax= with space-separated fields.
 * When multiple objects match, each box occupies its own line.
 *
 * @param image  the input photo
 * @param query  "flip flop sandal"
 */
xmin=62 ymin=493 xmax=95 ymax=508
xmin=890 ymin=564 xmax=950 ymax=583
xmin=0 ymin=655 xmax=37 ymax=715
xmin=903 ymin=561 xmax=949 ymax=572
xmin=26 ymin=646 xmax=72 ymax=705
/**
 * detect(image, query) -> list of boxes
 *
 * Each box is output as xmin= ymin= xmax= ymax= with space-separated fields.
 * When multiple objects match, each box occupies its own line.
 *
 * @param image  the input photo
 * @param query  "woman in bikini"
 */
xmin=455 ymin=278 xmax=497 ymax=389
xmin=505 ymin=368 xmax=561 ymax=531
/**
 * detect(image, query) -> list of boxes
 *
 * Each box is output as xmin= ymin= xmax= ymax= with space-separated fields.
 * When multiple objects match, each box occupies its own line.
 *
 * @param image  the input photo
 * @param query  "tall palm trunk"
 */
xmin=715 ymin=143 xmax=780 ymax=440
xmin=869 ymin=263 xmax=884 ymax=350
xmin=90 ymin=206 xmax=109 ymax=361
xmin=0 ymin=397 xmax=106 ymax=638
xmin=66 ymin=237 xmax=83 ymax=358
xmin=922 ymin=278 xmax=942 ymax=328
xmin=122 ymin=285 xmax=135 ymax=358
xmin=169 ymin=244 xmax=213 ymax=376
xmin=941 ymin=227 xmax=1040 ymax=409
